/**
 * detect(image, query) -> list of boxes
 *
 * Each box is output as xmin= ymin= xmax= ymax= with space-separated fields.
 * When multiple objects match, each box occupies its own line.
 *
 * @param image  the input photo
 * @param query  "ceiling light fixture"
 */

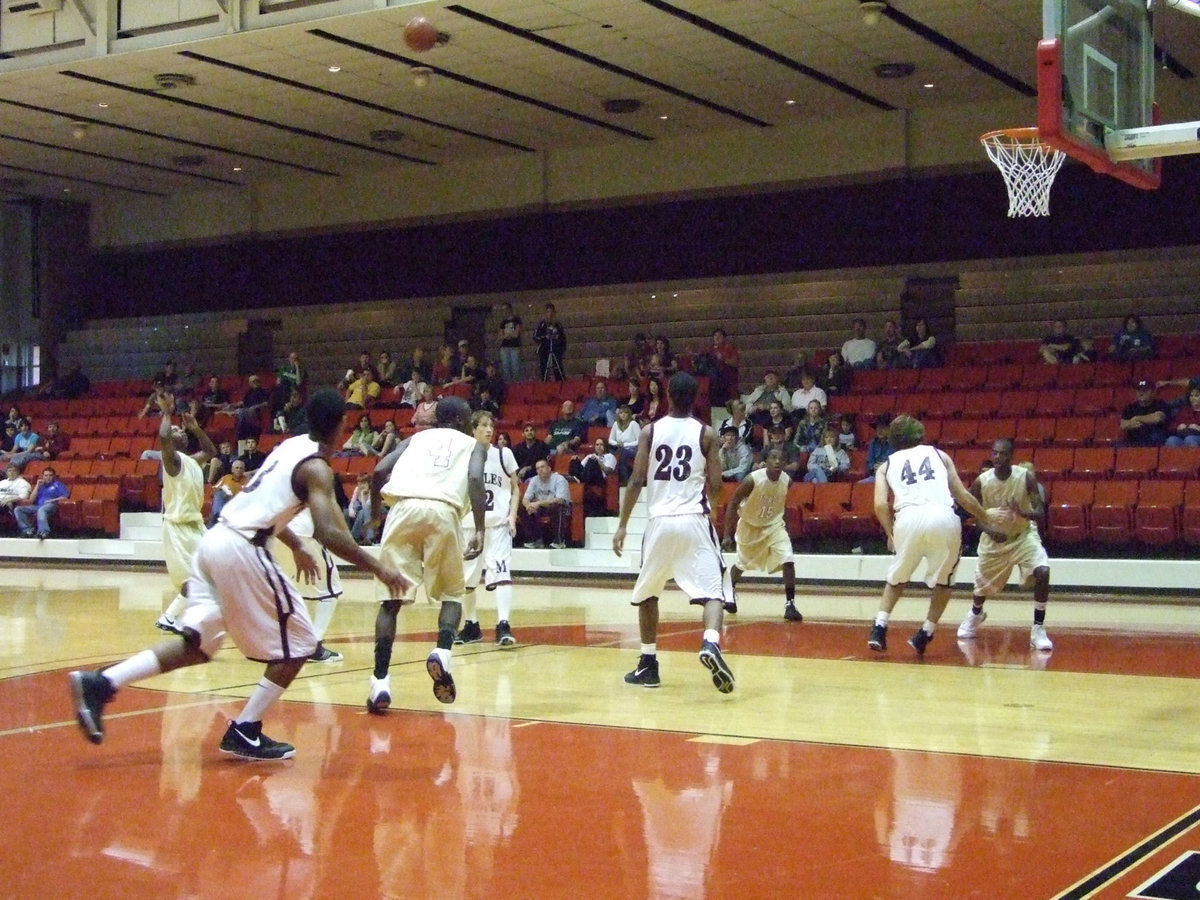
xmin=411 ymin=66 xmax=432 ymax=88
xmin=860 ymin=1 xmax=887 ymax=26
xmin=70 ymin=121 xmax=87 ymax=140
xmin=328 ymin=65 xmax=341 ymax=73
xmin=873 ymin=61 xmax=915 ymax=79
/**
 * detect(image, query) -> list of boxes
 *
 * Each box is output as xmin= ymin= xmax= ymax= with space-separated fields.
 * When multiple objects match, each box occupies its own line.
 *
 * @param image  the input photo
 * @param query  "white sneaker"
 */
xmin=367 ymin=675 xmax=391 ymax=715
xmin=956 ymin=610 xmax=987 ymax=639
xmin=1030 ymin=624 xmax=1053 ymax=651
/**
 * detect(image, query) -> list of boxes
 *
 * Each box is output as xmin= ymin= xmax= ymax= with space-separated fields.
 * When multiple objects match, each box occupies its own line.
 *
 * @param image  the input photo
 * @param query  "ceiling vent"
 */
xmin=154 ymin=72 xmax=197 ymax=90
xmin=370 ymin=129 xmax=405 ymax=143
xmin=603 ymin=98 xmax=642 ymax=114
xmin=2 ymin=0 xmax=64 ymax=14
xmin=172 ymin=154 xmax=206 ymax=168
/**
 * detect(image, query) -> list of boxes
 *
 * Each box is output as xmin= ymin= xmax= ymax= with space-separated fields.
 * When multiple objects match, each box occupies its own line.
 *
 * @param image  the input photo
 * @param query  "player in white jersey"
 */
xmin=368 ymin=396 xmax=487 ymax=710
xmin=868 ymin=415 xmax=994 ymax=657
xmin=956 ymin=438 xmax=1053 ymax=651
xmin=720 ymin=446 xmax=802 ymax=622
xmin=153 ymin=391 xmax=217 ymax=633
xmin=69 ymin=389 xmax=408 ymax=761
xmin=456 ymin=411 xmax=521 ymax=648
xmin=613 ymin=372 xmax=734 ymax=693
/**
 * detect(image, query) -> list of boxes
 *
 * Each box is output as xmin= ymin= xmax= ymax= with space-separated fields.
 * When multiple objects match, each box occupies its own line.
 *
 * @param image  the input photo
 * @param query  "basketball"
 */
xmin=403 ymin=17 xmax=438 ymax=52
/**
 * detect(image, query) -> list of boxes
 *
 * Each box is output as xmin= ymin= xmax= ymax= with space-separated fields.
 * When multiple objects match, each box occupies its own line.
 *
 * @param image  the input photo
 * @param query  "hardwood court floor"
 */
xmin=2 ymin=564 xmax=1200 ymax=899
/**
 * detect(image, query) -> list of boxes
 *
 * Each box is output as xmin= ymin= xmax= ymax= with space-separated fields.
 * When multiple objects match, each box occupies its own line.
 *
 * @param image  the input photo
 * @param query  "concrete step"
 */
xmin=120 ymin=512 xmax=162 ymax=542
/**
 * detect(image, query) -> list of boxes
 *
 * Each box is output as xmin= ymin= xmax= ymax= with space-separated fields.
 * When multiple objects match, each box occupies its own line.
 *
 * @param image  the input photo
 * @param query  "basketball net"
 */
xmin=980 ymin=127 xmax=1066 ymax=217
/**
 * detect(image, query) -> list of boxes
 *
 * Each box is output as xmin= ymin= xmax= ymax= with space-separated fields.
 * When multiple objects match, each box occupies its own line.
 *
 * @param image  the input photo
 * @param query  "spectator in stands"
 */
xmin=783 ymin=351 xmax=812 ymax=393
xmin=217 ymin=374 xmax=271 ymax=449
xmin=175 ymin=363 xmax=200 ymax=399
xmin=578 ymin=438 xmax=618 ymax=516
xmin=471 ymin=383 xmax=502 ymax=419
xmin=411 ymin=382 xmax=439 ymax=429
xmin=705 ymin=328 xmax=740 ymax=407
xmin=717 ymin=398 xmax=754 ymax=449
xmin=652 ymin=336 xmax=677 ymax=377
xmin=535 ymin=303 xmax=568 ymax=381
xmin=476 ymin=360 xmax=506 ymax=405
xmin=234 ymin=436 xmax=267 ymax=475
xmin=623 ymin=333 xmax=653 ymax=380
xmin=0 ymin=418 xmax=38 ymax=465
xmin=207 ymin=439 xmax=236 ymax=485
xmin=790 ymin=370 xmax=827 ymax=415
xmin=342 ymin=367 xmax=380 ymax=410
xmin=875 ymin=319 xmax=903 ymax=370
xmin=860 ymin=415 xmax=893 ymax=483
xmin=1074 ymin=338 xmax=1097 ymax=364
xmin=497 ymin=302 xmax=524 ymax=383
xmin=897 ymin=318 xmax=939 ymax=368
xmin=275 ymin=351 xmax=304 ymax=398
xmin=608 ymin=404 xmax=640 ymax=484
xmin=624 ymin=379 xmax=646 ymax=417
xmin=448 ymin=351 xmax=481 ymax=388
xmin=338 ymin=414 xmax=377 ymax=457
xmin=57 ymin=363 xmax=90 ymax=400
xmin=372 ymin=419 xmax=401 ymax=457
xmin=0 ymin=423 xmax=14 ymax=455
xmin=274 ymin=390 xmax=307 ymax=436
xmin=836 ymin=414 xmax=857 ymax=451
xmin=405 ymin=346 xmax=432 ymax=384
xmin=579 ymin=380 xmax=618 ymax=427
xmin=547 ymin=400 xmax=587 ymax=456
xmin=746 ymin=369 xmax=792 ymax=426
xmin=197 ymin=375 xmax=230 ymax=427
xmin=0 ymin=463 xmax=31 ymax=530
xmin=758 ymin=424 xmax=801 ymax=480
xmin=7 ymin=419 xmax=69 ymax=470
xmin=136 ymin=380 xmax=168 ymax=418
xmin=792 ymin=400 xmax=826 ymax=453
xmin=431 ymin=344 xmax=455 ymax=385
xmin=1119 ymin=380 xmax=1170 ymax=446
xmin=1039 ymin=319 xmax=1081 ymax=365
xmin=818 ymin=351 xmax=852 ymax=399
xmin=520 ymin=458 xmax=571 ymax=548
xmin=1109 ymin=314 xmax=1156 ymax=361
xmin=1157 ymin=373 xmax=1200 ymax=412
xmin=395 ymin=369 xmax=426 ymax=409
xmin=14 ymin=466 xmax=68 ymax=539
xmin=376 ymin=350 xmax=397 ymax=389
xmin=719 ymin=425 xmax=753 ymax=483
xmin=805 ymin=428 xmax=850 ymax=483
xmin=842 ymin=318 xmax=877 ymax=370
xmin=641 ymin=378 xmax=666 ymax=426
xmin=5 ymin=406 xmax=22 ymax=430
xmin=452 ymin=339 xmax=471 ymax=373
xmin=153 ymin=361 xmax=181 ymax=394
xmin=206 ymin=458 xmax=247 ymax=528
xmin=346 ymin=473 xmax=375 ymax=544
xmin=763 ymin=401 xmax=791 ymax=441
xmin=513 ymin=422 xmax=550 ymax=481
xmin=1165 ymin=387 xmax=1200 ymax=447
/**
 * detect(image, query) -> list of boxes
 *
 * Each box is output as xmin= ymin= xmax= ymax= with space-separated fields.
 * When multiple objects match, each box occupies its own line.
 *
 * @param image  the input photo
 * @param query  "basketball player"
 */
xmin=956 ymin=439 xmax=1053 ymax=651
xmin=281 ymin=507 xmax=345 ymax=662
xmin=368 ymin=396 xmax=487 ymax=711
xmin=720 ymin=446 xmax=802 ymax=622
xmin=154 ymin=391 xmax=216 ymax=633
xmin=868 ymin=414 xmax=995 ymax=656
xmin=456 ymin=410 xmax=521 ymax=648
xmin=69 ymin=389 xmax=409 ymax=760
xmin=613 ymin=372 xmax=733 ymax=692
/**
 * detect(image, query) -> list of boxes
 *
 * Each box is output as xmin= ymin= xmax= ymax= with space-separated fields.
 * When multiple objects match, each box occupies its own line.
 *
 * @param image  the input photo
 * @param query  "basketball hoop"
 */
xmin=980 ymin=127 xmax=1066 ymax=218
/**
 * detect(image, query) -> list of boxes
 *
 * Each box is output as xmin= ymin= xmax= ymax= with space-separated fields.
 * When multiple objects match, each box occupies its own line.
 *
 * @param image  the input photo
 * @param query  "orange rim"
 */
xmin=980 ymin=126 xmax=1043 ymax=144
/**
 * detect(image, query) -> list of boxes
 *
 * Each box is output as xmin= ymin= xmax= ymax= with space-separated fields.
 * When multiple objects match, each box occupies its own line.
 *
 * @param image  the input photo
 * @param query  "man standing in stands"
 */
xmin=614 ymin=372 xmax=734 ymax=693
xmin=534 ymin=302 xmax=566 ymax=381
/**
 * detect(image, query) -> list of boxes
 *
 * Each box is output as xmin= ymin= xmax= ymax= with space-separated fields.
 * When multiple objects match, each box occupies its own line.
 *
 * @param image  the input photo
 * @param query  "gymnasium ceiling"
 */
xmin=0 ymin=0 xmax=1197 ymax=202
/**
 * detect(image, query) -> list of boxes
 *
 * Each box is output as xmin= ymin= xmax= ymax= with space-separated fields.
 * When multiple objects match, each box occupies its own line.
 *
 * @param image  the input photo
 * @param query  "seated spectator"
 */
xmin=653 ymin=336 xmax=677 ymax=375
xmin=14 ymin=466 xmax=68 ymax=538
xmin=875 ymin=319 xmax=903 ymax=370
xmin=897 ymin=318 xmax=939 ymax=368
xmin=273 ymin=390 xmax=308 ymax=435
xmin=57 ymin=363 xmax=91 ymax=400
xmin=746 ymin=370 xmax=792 ymax=427
xmin=836 ymin=414 xmax=857 ymax=451
xmin=235 ymin=437 xmax=267 ymax=475
xmin=1119 ymin=380 xmax=1170 ymax=446
xmin=0 ymin=423 xmax=14 ymax=455
xmin=343 ymin=368 xmax=380 ymax=410
xmin=175 ymin=363 xmax=200 ymax=399
xmin=792 ymin=400 xmax=826 ymax=453
xmin=640 ymin=378 xmax=666 ymax=426
xmin=718 ymin=425 xmax=753 ymax=483
xmin=1157 ymin=373 xmax=1200 ymax=413
xmin=695 ymin=328 xmax=738 ymax=407
xmin=216 ymin=374 xmax=271 ymax=447
xmin=790 ymin=370 xmax=827 ymax=415
xmin=5 ymin=406 xmax=22 ymax=430
xmin=1109 ymin=314 xmax=1156 ymax=362
xmin=520 ymin=459 xmax=571 ymax=548
xmin=577 ymin=438 xmax=617 ymax=516
xmin=476 ymin=361 xmax=506 ymax=405
xmin=372 ymin=419 xmax=401 ymax=457
xmin=404 ymin=346 xmax=432 ymax=384
xmin=447 ymin=353 xmax=481 ymax=387
xmin=7 ymin=419 xmax=69 ymax=470
xmin=411 ymin=383 xmax=439 ymax=429
xmin=624 ymin=379 xmax=647 ymax=418
xmin=757 ymin=425 xmax=801 ymax=480
xmin=547 ymin=400 xmax=587 ymax=456
xmin=1165 ymin=387 xmax=1200 ymax=448
xmin=513 ymin=422 xmax=550 ymax=481
xmin=579 ymin=380 xmax=618 ymax=427
xmin=762 ymin=401 xmax=791 ymax=442
xmin=623 ymin=333 xmax=654 ymax=381
xmin=207 ymin=459 xmax=248 ymax=528
xmin=717 ymin=399 xmax=754 ymax=449
xmin=860 ymin=415 xmax=893 ymax=483
xmin=454 ymin=339 xmax=472 ymax=374
xmin=395 ymin=370 xmax=426 ymax=409
xmin=1074 ymin=337 xmax=1097 ymax=364
xmin=153 ymin=361 xmax=182 ymax=394
xmin=818 ymin=351 xmax=852 ymax=399
xmin=275 ymin=351 xmax=304 ymax=400
xmin=196 ymin=375 xmax=230 ymax=427
xmin=376 ymin=350 xmax=397 ymax=388
xmin=345 ymin=473 xmax=375 ymax=544
xmin=0 ymin=419 xmax=39 ymax=465
xmin=338 ymin=414 xmax=377 ymax=457
xmin=431 ymin=344 xmax=455 ymax=385
xmin=207 ymin=439 xmax=236 ymax=485
xmin=1040 ymin=319 xmax=1082 ymax=365
xmin=804 ymin=429 xmax=850 ymax=483
xmin=136 ymin=380 xmax=168 ymax=418
xmin=783 ymin=351 xmax=813 ymax=393
xmin=841 ymin=318 xmax=877 ymax=370
xmin=470 ymin=384 xmax=502 ymax=418
xmin=0 ymin=463 xmax=31 ymax=530
xmin=608 ymin=405 xmax=640 ymax=484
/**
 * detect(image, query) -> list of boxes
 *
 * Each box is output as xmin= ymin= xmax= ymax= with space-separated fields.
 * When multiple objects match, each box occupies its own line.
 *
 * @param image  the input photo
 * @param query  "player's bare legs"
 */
xmin=868 ymin=582 xmax=904 ymax=652
xmin=368 ymin=599 xmax=402 ymax=713
xmin=625 ymin=598 xmax=661 ymax=687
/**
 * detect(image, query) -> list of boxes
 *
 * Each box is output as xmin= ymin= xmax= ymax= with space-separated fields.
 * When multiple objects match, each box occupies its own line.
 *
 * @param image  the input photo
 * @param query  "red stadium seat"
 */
xmin=1135 ymin=480 xmax=1184 ymax=545
xmin=784 ymin=482 xmax=814 ymax=539
xmin=1044 ymin=480 xmax=1094 ymax=546
xmin=1088 ymin=480 xmax=1137 ymax=545
xmin=1112 ymin=446 xmax=1158 ymax=480
xmin=1014 ymin=417 xmax=1056 ymax=448
xmin=1071 ymin=447 xmax=1115 ymax=480
xmin=801 ymin=482 xmax=851 ymax=540
xmin=1032 ymin=447 xmax=1073 ymax=482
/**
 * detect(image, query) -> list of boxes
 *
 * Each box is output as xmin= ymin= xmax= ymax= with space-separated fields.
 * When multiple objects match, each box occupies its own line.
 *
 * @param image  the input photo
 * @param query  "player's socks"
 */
xmin=102 ymin=649 xmax=161 ymax=689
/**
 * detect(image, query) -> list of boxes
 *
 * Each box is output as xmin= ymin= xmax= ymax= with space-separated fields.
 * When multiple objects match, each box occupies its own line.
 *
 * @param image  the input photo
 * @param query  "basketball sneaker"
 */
xmin=496 ymin=620 xmax=517 ymax=648
xmin=698 ymin=641 xmax=735 ymax=694
xmin=69 ymin=670 xmax=115 ymax=745
xmin=455 ymin=621 xmax=483 ymax=645
xmin=908 ymin=628 xmax=933 ymax=656
xmin=426 ymin=652 xmax=457 ymax=704
xmin=366 ymin=675 xmax=391 ymax=715
xmin=219 ymin=720 xmax=295 ymax=761
xmin=155 ymin=614 xmax=181 ymax=634
xmin=784 ymin=601 xmax=803 ymax=622
xmin=309 ymin=642 xmax=343 ymax=663
xmin=956 ymin=610 xmax=987 ymax=639
xmin=867 ymin=623 xmax=888 ymax=652
xmin=624 ymin=654 xmax=661 ymax=687
xmin=1030 ymin=624 xmax=1053 ymax=651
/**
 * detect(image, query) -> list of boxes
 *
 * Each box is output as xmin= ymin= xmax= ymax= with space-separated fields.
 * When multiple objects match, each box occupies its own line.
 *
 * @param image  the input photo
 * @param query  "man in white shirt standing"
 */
xmin=842 ymin=317 xmax=877 ymax=371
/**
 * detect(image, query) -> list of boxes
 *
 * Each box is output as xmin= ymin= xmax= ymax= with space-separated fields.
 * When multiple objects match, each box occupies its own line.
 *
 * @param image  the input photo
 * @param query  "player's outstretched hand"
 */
xmin=463 ymin=530 xmax=483 ymax=560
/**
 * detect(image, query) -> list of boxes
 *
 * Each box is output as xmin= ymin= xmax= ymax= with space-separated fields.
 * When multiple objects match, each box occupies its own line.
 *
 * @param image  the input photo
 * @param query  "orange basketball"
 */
xmin=403 ymin=17 xmax=438 ymax=53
